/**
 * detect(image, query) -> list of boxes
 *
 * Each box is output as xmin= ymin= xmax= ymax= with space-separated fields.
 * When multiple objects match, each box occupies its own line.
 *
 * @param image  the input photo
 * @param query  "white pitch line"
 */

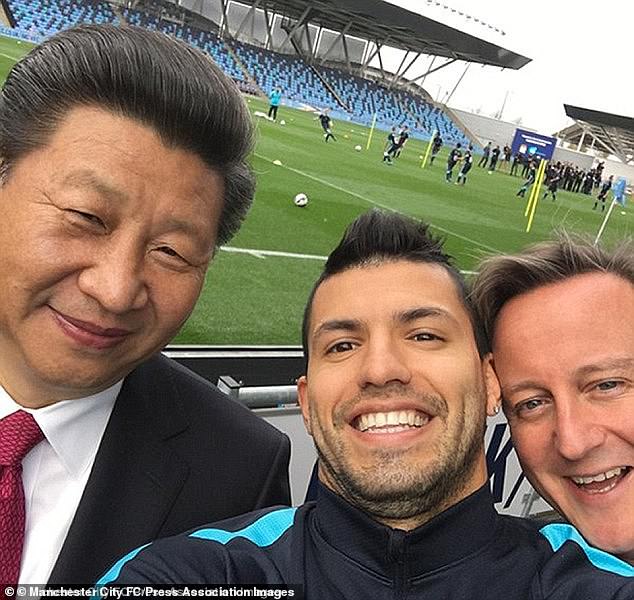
xmin=0 ymin=52 xmax=20 ymax=62
xmin=220 ymin=245 xmax=477 ymax=275
xmin=221 ymin=246 xmax=328 ymax=261
xmin=254 ymin=152 xmax=503 ymax=255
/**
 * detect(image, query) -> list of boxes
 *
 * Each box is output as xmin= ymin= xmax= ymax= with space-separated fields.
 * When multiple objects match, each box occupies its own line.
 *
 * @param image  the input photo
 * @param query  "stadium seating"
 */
xmin=398 ymin=88 xmax=472 ymax=146
xmin=6 ymin=0 xmax=116 ymax=37
xmin=231 ymin=41 xmax=339 ymax=111
xmin=313 ymin=65 xmax=471 ymax=145
xmin=4 ymin=0 xmax=472 ymax=145
xmin=121 ymin=8 xmax=245 ymax=81
xmin=315 ymin=65 xmax=404 ymax=128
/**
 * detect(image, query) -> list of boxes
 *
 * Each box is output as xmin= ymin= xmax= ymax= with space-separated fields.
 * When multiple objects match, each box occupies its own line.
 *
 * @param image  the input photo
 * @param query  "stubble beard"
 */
xmin=313 ymin=385 xmax=487 ymax=524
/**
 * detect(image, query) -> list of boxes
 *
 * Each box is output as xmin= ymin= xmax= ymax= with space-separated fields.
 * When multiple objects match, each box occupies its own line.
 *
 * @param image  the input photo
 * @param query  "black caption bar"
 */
xmin=1 ymin=585 xmax=304 ymax=600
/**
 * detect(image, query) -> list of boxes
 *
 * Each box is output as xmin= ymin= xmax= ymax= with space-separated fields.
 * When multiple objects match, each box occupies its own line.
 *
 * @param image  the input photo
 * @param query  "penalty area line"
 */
xmin=253 ymin=152 xmax=502 ymax=255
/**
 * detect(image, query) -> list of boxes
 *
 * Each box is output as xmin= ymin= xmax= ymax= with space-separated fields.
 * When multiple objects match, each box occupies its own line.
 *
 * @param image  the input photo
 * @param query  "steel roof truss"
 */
xmin=578 ymin=122 xmax=620 ymax=158
xmin=219 ymin=0 xmax=229 ymax=39
xmin=278 ymin=4 xmax=311 ymax=52
xmin=234 ymin=0 xmax=259 ymax=41
xmin=409 ymin=57 xmax=457 ymax=83
xmin=319 ymin=21 xmax=352 ymax=65
xmin=601 ymin=126 xmax=629 ymax=164
xmin=359 ymin=38 xmax=386 ymax=75
xmin=263 ymin=5 xmax=274 ymax=49
xmin=303 ymin=20 xmax=315 ymax=59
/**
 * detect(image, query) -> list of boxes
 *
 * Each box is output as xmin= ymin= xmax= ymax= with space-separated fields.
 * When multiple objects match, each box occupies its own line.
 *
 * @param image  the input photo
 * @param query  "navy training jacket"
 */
xmin=100 ymin=484 xmax=634 ymax=598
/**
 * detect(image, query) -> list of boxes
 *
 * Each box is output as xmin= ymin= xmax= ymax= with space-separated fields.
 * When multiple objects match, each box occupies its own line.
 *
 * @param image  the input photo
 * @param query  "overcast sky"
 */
xmin=376 ymin=0 xmax=631 ymax=134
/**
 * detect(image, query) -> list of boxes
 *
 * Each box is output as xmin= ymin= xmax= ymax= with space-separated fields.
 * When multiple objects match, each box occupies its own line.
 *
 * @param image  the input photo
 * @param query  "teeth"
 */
xmin=356 ymin=410 xmax=429 ymax=432
xmin=571 ymin=467 xmax=627 ymax=485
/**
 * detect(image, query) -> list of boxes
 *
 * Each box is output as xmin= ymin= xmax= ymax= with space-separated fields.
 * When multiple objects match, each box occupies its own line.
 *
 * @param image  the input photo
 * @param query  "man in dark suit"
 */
xmin=0 ymin=25 xmax=290 ymax=586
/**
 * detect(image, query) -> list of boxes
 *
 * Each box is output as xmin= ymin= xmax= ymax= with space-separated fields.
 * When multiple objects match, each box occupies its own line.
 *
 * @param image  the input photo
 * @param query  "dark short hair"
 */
xmin=0 ymin=23 xmax=255 ymax=245
xmin=471 ymin=233 xmax=634 ymax=345
xmin=301 ymin=209 xmax=487 ymax=362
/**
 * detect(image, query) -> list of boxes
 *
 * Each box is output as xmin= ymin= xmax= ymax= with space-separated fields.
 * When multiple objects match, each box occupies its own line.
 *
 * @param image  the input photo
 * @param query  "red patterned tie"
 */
xmin=0 ymin=411 xmax=44 ymax=584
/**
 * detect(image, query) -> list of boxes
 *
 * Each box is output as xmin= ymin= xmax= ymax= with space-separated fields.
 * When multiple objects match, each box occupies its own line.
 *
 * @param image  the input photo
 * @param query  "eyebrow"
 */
xmin=312 ymin=306 xmax=458 ymax=343
xmin=312 ymin=319 xmax=362 ymax=343
xmin=499 ymin=357 xmax=634 ymax=404
xmin=63 ymin=169 xmax=128 ymax=204
xmin=398 ymin=306 xmax=458 ymax=326
xmin=500 ymin=379 xmax=546 ymax=396
xmin=574 ymin=357 xmax=634 ymax=378
xmin=499 ymin=381 xmax=548 ymax=412
xmin=62 ymin=169 xmax=210 ymax=242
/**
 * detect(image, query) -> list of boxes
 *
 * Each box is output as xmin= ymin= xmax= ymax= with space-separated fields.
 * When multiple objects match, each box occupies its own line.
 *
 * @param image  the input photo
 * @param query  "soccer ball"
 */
xmin=354 ymin=145 xmax=362 ymax=152
xmin=294 ymin=193 xmax=308 ymax=207
xmin=280 ymin=119 xmax=286 ymax=125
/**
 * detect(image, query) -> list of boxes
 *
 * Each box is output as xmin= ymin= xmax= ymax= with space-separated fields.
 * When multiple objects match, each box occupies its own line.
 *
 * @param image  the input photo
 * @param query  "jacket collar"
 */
xmin=313 ymin=482 xmax=498 ymax=577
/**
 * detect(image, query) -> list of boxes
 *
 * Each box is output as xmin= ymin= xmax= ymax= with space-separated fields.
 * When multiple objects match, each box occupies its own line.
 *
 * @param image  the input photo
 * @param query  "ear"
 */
xmin=482 ymin=353 xmax=502 ymax=417
xmin=297 ymin=375 xmax=313 ymax=436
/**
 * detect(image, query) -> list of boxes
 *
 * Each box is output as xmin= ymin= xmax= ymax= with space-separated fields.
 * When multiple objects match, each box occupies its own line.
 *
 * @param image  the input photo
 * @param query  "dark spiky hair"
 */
xmin=301 ymin=209 xmax=487 ymax=363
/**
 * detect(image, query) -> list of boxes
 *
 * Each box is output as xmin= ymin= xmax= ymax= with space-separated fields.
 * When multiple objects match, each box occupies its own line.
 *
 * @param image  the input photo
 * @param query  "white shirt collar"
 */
xmin=0 ymin=381 xmax=122 ymax=479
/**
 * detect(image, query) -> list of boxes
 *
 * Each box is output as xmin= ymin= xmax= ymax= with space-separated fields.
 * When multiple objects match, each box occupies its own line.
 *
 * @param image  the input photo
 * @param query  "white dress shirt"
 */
xmin=0 ymin=381 xmax=122 ymax=584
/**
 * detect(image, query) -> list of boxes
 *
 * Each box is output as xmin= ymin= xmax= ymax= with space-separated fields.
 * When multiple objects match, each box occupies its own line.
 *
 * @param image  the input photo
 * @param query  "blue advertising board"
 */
xmin=511 ymin=128 xmax=557 ymax=160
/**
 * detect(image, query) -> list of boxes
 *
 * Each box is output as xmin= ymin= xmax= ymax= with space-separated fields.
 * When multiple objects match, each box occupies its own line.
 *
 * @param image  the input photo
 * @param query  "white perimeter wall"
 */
xmin=451 ymin=109 xmax=536 ymax=148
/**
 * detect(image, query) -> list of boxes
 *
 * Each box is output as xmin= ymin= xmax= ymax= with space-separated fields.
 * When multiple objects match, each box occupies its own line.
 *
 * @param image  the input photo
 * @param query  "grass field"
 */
xmin=0 ymin=36 xmax=631 ymax=345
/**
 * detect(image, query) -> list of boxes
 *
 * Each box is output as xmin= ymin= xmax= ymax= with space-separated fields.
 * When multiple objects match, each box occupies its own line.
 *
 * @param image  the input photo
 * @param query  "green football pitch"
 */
xmin=0 ymin=36 xmax=630 ymax=345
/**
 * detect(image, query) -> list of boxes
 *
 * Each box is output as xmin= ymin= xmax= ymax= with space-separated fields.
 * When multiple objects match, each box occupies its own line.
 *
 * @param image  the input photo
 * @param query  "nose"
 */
xmin=554 ymin=400 xmax=606 ymax=462
xmin=78 ymin=239 xmax=149 ymax=314
xmin=358 ymin=334 xmax=411 ymax=389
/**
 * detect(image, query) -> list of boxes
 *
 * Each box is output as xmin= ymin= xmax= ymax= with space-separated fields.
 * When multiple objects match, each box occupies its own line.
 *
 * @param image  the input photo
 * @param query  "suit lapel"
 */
xmin=48 ymin=356 xmax=190 ymax=584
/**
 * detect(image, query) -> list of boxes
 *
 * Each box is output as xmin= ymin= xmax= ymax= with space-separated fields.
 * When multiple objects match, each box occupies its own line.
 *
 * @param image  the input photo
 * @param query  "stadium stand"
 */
xmin=3 ymin=0 xmax=473 ymax=145
xmin=5 ymin=0 xmax=115 ymax=36
xmin=310 ymin=65 xmax=471 ymax=145
xmin=122 ymin=8 xmax=246 ymax=82
xmin=316 ymin=65 xmax=404 ymax=127
xmin=397 ymin=88 xmax=472 ymax=146
xmin=230 ymin=40 xmax=338 ymax=110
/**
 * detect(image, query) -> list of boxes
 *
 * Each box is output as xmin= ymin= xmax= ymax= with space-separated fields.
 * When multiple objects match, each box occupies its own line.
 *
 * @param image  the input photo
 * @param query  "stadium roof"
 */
xmin=555 ymin=104 xmax=634 ymax=165
xmin=261 ymin=0 xmax=531 ymax=69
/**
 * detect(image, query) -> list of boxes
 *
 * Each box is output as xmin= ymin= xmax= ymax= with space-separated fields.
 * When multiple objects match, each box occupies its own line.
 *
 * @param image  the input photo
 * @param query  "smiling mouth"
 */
xmin=50 ymin=307 xmax=130 ymax=336
xmin=50 ymin=307 xmax=131 ymax=349
xmin=353 ymin=409 xmax=431 ymax=434
xmin=569 ymin=466 xmax=631 ymax=494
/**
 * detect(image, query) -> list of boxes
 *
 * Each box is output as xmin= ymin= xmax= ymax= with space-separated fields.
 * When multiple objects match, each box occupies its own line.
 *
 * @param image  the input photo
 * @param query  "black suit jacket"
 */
xmin=47 ymin=354 xmax=291 ymax=584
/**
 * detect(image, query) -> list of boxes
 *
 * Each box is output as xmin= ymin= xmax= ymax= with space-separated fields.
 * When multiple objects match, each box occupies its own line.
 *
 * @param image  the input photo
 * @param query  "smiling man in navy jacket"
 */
xmin=100 ymin=210 xmax=633 ymax=597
